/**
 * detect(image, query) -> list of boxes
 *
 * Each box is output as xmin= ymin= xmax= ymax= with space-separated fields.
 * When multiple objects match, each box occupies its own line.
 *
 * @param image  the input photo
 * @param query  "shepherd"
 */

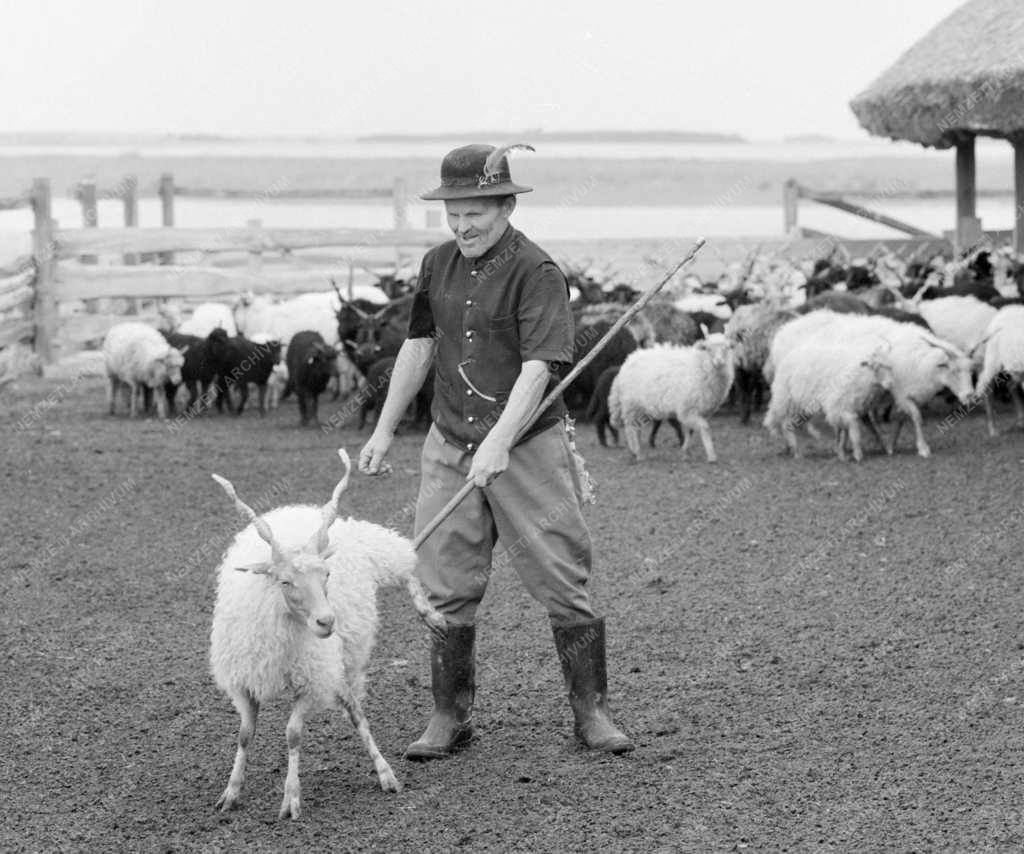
xmin=358 ymin=142 xmax=634 ymax=758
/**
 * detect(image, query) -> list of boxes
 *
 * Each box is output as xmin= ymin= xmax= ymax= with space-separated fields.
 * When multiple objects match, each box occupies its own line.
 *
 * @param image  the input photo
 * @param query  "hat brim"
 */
xmin=420 ymin=182 xmax=533 ymax=201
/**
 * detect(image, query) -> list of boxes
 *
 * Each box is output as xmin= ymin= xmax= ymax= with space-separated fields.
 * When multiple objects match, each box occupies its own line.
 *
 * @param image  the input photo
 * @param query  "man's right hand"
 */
xmin=358 ymin=431 xmax=394 ymax=475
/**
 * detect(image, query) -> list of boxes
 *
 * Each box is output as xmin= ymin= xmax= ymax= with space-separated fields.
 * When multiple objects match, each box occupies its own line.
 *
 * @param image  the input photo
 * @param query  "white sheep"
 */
xmin=976 ymin=305 xmax=1024 ymax=437
xmin=763 ymin=310 xmax=845 ymax=382
xmin=607 ymin=334 xmax=735 ymax=463
xmin=234 ymin=289 xmax=390 ymax=347
xmin=763 ymin=336 xmax=895 ymax=462
xmin=178 ymin=302 xmax=237 ymax=337
xmin=209 ymin=449 xmax=446 ymax=820
xmin=102 ymin=322 xmax=185 ymax=418
xmin=915 ymin=295 xmax=996 ymax=369
xmin=835 ymin=315 xmax=975 ymax=458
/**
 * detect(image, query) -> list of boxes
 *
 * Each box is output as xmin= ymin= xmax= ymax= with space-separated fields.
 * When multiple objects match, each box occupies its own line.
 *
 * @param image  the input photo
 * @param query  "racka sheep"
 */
xmin=608 ymin=335 xmax=735 ymax=463
xmin=976 ymin=304 xmax=1024 ymax=437
xmin=585 ymin=365 xmax=683 ymax=448
xmin=763 ymin=337 xmax=895 ymax=462
xmin=103 ymin=322 xmax=185 ymax=418
xmin=282 ymin=331 xmax=339 ymax=427
xmin=825 ymin=314 xmax=975 ymax=458
xmin=209 ymin=450 xmax=446 ymax=820
xmin=723 ymin=303 xmax=798 ymax=422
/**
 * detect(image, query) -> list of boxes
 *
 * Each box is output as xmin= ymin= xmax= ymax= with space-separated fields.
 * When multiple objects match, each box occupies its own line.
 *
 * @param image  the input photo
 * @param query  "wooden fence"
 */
xmin=3 ymin=176 xmax=444 ymax=366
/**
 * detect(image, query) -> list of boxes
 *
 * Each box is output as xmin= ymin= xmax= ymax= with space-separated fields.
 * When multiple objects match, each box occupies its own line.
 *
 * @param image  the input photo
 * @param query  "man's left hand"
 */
xmin=466 ymin=435 xmax=511 ymax=488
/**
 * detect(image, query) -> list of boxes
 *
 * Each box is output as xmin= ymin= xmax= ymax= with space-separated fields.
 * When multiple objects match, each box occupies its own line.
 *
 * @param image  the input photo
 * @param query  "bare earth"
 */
xmin=2 ymin=376 xmax=1023 ymax=853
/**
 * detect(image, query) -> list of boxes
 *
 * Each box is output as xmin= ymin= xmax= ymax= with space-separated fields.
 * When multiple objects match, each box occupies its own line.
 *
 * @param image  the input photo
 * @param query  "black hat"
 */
xmin=421 ymin=143 xmax=534 ymax=200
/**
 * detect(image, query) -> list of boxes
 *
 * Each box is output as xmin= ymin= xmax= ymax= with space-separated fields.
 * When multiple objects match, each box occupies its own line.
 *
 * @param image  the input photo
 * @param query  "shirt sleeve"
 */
xmin=518 ymin=261 xmax=574 ymax=363
xmin=407 ymin=249 xmax=436 ymax=339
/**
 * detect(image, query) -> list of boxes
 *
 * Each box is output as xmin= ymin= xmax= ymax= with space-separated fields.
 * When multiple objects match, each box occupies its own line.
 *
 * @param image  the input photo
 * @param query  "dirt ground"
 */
xmin=2 ymin=375 xmax=1023 ymax=853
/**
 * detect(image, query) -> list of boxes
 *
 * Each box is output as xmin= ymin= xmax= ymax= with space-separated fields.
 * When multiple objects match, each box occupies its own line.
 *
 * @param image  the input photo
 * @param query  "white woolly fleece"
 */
xmin=209 ymin=504 xmax=417 ymax=712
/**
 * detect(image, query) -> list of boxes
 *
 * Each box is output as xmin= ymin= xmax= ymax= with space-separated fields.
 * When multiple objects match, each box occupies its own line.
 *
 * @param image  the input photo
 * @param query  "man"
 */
xmin=358 ymin=143 xmax=632 ymax=758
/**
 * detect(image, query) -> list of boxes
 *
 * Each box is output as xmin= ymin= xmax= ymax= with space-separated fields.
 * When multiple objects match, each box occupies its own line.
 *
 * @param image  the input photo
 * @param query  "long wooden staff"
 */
xmin=411 ymin=237 xmax=707 ymax=551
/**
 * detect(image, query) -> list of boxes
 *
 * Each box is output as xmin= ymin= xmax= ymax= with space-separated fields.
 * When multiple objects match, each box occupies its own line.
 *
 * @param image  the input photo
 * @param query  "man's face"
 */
xmin=445 ymin=197 xmax=513 ymax=259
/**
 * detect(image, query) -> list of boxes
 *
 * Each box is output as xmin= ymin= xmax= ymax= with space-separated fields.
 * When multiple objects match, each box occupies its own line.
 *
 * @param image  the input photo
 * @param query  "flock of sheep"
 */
xmin=100 ymin=245 xmax=1024 ymax=467
xmin=572 ymin=245 xmax=1024 ymax=463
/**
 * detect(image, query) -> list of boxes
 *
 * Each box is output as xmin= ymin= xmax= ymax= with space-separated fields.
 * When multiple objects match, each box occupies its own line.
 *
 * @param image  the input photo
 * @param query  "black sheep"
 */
xmin=563 ymin=320 xmax=637 ymax=414
xmin=357 ymin=356 xmax=433 ymax=431
xmin=207 ymin=329 xmax=282 ymax=416
xmin=283 ymin=330 xmax=338 ymax=427
xmin=160 ymin=330 xmax=218 ymax=415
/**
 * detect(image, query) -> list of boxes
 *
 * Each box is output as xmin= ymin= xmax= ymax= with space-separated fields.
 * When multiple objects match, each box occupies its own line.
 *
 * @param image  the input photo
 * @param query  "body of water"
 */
xmin=0 ymin=136 xmax=1013 ymax=163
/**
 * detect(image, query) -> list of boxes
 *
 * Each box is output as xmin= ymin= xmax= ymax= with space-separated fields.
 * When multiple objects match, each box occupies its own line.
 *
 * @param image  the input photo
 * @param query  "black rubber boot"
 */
xmin=552 ymin=617 xmax=634 ymax=754
xmin=404 ymin=623 xmax=476 ymax=760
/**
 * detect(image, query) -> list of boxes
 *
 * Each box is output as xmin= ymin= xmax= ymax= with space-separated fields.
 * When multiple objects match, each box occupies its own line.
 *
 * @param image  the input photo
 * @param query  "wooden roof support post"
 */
xmin=955 ymin=134 xmax=981 ymax=251
xmin=79 ymin=177 xmax=98 ymax=265
xmin=31 ymin=178 xmax=57 ymax=365
xmin=1013 ymin=136 xmax=1024 ymax=255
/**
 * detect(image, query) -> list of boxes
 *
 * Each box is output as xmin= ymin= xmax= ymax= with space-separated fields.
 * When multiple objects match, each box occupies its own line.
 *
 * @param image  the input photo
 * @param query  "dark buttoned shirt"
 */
xmin=408 ymin=226 xmax=573 ymax=451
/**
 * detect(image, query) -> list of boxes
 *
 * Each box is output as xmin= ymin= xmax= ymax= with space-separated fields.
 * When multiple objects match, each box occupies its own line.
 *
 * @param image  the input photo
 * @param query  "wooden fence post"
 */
xmin=122 ymin=175 xmax=139 ymax=266
xmin=31 ymin=178 xmax=57 ymax=365
xmin=159 ymin=173 xmax=175 ymax=265
xmin=783 ymin=179 xmax=800 ymax=237
xmin=79 ymin=177 xmax=98 ymax=264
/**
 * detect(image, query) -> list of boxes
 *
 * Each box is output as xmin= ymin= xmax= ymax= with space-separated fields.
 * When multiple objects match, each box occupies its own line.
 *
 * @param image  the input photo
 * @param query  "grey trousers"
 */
xmin=413 ymin=422 xmax=597 ymax=626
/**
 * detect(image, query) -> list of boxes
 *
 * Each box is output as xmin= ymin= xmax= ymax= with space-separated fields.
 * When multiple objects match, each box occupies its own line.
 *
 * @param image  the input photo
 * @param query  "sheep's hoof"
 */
xmin=278 ymin=790 xmax=301 ymax=820
xmin=216 ymin=788 xmax=241 ymax=812
xmin=917 ymin=446 xmax=932 ymax=459
xmin=377 ymin=765 xmax=402 ymax=793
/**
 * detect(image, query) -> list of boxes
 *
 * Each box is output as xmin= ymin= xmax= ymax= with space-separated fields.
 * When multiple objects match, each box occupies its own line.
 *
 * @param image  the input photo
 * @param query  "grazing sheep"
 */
xmin=209 ymin=450 xmax=446 ymax=820
xmin=282 ymin=331 xmax=339 ymax=427
xmin=608 ymin=335 xmax=735 ymax=463
xmin=207 ymin=330 xmax=282 ymax=416
xmin=976 ymin=305 xmax=1024 ymax=437
xmin=103 ymin=322 xmax=185 ymax=418
xmin=724 ymin=303 xmax=798 ymax=422
xmin=764 ymin=337 xmax=895 ymax=462
xmin=179 ymin=302 xmax=237 ymax=338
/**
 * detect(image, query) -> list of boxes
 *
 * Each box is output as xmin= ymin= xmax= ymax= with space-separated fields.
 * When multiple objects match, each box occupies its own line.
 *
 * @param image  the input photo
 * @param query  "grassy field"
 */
xmin=2 ymin=374 xmax=1024 ymax=852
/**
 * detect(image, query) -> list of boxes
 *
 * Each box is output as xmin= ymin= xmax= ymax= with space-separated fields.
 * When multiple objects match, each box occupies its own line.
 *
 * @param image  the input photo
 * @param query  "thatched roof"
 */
xmin=850 ymin=0 xmax=1024 ymax=148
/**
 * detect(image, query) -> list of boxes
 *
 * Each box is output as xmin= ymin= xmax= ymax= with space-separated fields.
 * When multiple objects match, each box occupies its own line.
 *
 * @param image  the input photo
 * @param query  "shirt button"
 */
xmin=467 ymin=416 xmax=475 ymax=423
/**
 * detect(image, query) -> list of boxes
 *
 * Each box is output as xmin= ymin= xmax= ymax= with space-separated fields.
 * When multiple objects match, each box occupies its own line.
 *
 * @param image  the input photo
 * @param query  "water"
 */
xmin=0 ymin=136 xmax=1016 ymax=263
xmin=0 ymin=136 xmax=1011 ymax=162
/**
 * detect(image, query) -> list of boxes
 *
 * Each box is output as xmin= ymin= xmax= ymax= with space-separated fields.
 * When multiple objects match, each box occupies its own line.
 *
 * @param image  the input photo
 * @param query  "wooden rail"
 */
xmin=54 ymin=225 xmax=441 ymax=258
xmin=783 ymin=179 xmax=940 ymax=239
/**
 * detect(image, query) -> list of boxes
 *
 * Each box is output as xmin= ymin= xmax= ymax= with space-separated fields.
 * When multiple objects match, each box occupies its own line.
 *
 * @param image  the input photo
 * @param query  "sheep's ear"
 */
xmin=320 ymin=546 xmax=337 ymax=560
xmin=233 ymin=562 xmax=273 ymax=574
xmin=699 ymin=322 xmax=709 ymax=338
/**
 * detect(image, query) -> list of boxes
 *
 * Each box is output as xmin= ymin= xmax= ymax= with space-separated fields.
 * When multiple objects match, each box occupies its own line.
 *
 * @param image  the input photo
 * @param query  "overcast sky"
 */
xmin=3 ymin=0 xmax=966 ymax=140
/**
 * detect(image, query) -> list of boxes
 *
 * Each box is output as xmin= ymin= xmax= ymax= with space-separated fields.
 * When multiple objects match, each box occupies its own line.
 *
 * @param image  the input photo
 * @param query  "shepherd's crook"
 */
xmin=411 ymin=237 xmax=708 ymax=551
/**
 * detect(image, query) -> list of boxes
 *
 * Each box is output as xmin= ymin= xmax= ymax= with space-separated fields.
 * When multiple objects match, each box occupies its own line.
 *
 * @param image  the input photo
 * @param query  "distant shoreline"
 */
xmin=356 ymin=130 xmax=747 ymax=144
